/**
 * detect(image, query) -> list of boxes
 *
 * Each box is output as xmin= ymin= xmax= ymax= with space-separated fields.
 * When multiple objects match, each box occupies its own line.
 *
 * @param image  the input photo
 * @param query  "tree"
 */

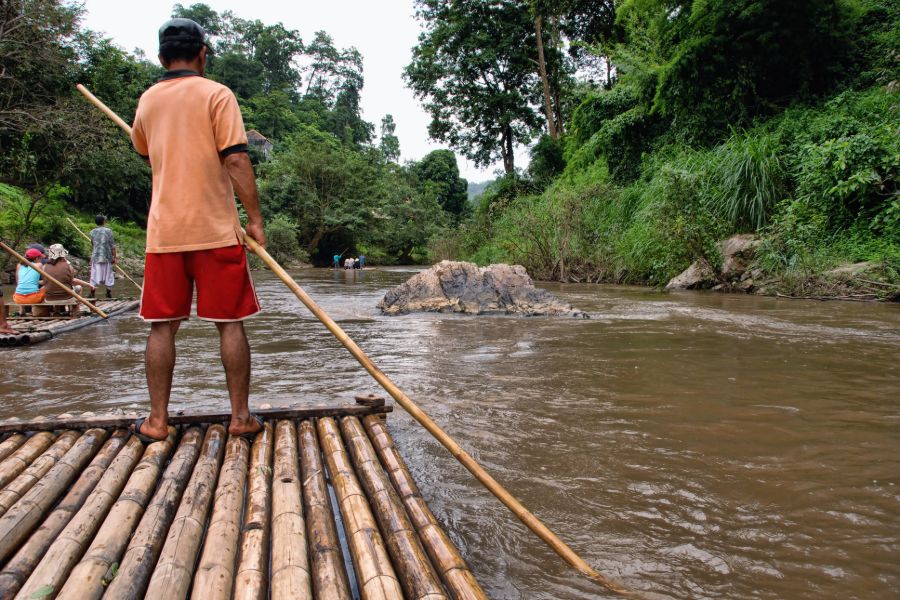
xmin=259 ymin=126 xmax=374 ymax=255
xmin=405 ymin=0 xmax=543 ymax=174
xmin=618 ymin=0 xmax=855 ymax=141
xmin=412 ymin=150 xmax=469 ymax=219
xmin=379 ymin=115 xmax=401 ymax=162
xmin=171 ymin=3 xmax=222 ymax=34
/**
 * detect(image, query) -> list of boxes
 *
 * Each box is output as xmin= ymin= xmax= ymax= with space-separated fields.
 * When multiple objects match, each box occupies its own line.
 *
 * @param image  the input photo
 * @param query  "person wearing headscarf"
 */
xmin=43 ymin=244 xmax=94 ymax=314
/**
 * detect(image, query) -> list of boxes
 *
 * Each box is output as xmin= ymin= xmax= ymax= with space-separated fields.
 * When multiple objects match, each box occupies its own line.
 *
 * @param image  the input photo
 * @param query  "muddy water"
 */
xmin=1 ymin=268 xmax=898 ymax=599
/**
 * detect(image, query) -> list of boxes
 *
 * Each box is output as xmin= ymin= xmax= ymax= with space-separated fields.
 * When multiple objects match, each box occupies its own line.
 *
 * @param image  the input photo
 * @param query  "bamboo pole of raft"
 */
xmin=144 ymin=425 xmax=226 ymax=600
xmin=363 ymin=415 xmax=487 ymax=600
xmin=0 ymin=429 xmax=109 ymax=565
xmin=0 ymin=432 xmax=56 ymax=490
xmin=14 ymin=434 xmax=144 ymax=600
xmin=298 ymin=419 xmax=352 ymax=600
xmin=317 ymin=417 xmax=404 ymax=599
xmin=0 ymin=435 xmax=26 ymax=463
xmin=191 ymin=435 xmax=250 ymax=600
xmin=78 ymin=84 xmax=633 ymax=595
xmin=76 ymin=84 xmax=133 ymax=134
xmin=0 ymin=431 xmax=128 ymax=600
xmin=234 ymin=423 xmax=275 ymax=600
xmin=0 ymin=430 xmax=80 ymax=517
xmin=56 ymin=429 xmax=177 ymax=600
xmin=0 ymin=241 xmax=108 ymax=319
xmin=104 ymin=427 xmax=204 ymax=600
xmin=340 ymin=416 xmax=448 ymax=600
xmin=64 ymin=217 xmax=143 ymax=292
xmin=271 ymin=420 xmax=312 ymax=600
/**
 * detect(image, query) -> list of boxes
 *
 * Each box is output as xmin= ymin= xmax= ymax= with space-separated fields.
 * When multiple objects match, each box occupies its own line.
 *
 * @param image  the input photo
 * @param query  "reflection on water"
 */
xmin=1 ymin=268 xmax=898 ymax=599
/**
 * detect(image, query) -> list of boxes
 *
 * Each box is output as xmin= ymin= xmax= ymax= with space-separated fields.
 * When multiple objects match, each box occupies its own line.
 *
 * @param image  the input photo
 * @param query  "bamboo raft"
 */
xmin=0 ymin=397 xmax=487 ymax=600
xmin=0 ymin=299 xmax=139 ymax=348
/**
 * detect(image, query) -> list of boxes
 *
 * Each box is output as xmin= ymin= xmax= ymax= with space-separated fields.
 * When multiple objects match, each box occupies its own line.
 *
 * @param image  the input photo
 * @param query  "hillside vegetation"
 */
xmin=415 ymin=0 xmax=899 ymax=297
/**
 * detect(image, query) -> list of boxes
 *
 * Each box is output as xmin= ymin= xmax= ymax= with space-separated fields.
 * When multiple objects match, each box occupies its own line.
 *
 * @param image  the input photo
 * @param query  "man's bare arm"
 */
xmin=223 ymin=152 xmax=266 ymax=249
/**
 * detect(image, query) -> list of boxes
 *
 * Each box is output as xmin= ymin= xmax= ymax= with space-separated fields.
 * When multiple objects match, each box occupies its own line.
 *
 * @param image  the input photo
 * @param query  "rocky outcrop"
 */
xmin=664 ymin=258 xmax=718 ymax=291
xmin=378 ymin=261 xmax=587 ymax=317
xmin=665 ymin=234 xmax=762 ymax=292
xmin=719 ymin=234 xmax=761 ymax=279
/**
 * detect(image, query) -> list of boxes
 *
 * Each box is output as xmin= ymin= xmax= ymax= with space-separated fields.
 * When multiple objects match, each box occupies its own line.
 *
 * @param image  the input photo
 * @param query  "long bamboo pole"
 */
xmin=191 ymin=435 xmax=249 ymax=600
xmin=233 ymin=423 xmax=274 ymax=600
xmin=76 ymin=84 xmax=636 ymax=596
xmin=76 ymin=84 xmax=132 ymax=134
xmin=270 ymin=420 xmax=312 ymax=600
xmin=64 ymin=217 xmax=143 ymax=292
xmin=0 ymin=241 xmax=108 ymax=318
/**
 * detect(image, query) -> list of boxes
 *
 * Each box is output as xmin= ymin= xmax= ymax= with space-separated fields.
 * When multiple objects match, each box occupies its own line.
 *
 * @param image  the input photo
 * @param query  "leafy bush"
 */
xmin=797 ymin=123 xmax=899 ymax=236
xmin=265 ymin=213 xmax=309 ymax=265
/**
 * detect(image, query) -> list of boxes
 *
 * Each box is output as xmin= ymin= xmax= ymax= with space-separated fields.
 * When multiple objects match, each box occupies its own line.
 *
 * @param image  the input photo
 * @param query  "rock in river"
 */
xmin=378 ymin=261 xmax=587 ymax=317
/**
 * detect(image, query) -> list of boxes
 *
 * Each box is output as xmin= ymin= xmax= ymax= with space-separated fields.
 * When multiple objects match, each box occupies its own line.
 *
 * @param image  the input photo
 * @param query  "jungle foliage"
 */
xmin=429 ymin=0 xmax=899 ymax=288
xmin=1 ymin=1 xmax=468 ymax=267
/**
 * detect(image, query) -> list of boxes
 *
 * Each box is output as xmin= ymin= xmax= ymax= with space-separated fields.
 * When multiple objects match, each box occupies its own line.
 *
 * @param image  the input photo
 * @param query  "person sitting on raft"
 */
xmin=13 ymin=247 xmax=47 ymax=306
xmin=43 ymin=244 xmax=94 ymax=315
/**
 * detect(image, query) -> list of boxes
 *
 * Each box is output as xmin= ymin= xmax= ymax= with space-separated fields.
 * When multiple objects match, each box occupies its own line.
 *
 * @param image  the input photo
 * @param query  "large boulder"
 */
xmin=378 ymin=261 xmax=586 ymax=317
xmin=718 ymin=234 xmax=761 ymax=279
xmin=664 ymin=258 xmax=719 ymax=291
xmin=665 ymin=234 xmax=762 ymax=292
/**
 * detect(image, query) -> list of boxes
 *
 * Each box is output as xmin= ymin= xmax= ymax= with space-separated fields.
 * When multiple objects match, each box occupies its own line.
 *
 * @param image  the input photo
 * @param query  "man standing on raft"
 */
xmin=131 ymin=18 xmax=266 ymax=441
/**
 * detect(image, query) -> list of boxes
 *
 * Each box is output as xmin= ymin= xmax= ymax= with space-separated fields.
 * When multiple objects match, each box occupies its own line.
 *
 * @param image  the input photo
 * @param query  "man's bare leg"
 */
xmin=141 ymin=320 xmax=181 ymax=439
xmin=217 ymin=321 xmax=261 ymax=436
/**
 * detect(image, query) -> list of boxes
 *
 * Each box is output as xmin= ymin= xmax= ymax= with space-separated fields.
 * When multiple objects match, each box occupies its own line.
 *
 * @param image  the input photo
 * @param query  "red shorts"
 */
xmin=140 ymin=244 xmax=261 ymax=322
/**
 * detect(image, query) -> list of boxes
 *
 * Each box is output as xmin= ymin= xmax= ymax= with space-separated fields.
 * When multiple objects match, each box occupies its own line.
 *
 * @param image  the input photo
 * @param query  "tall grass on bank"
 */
xmin=707 ymin=130 xmax=787 ymax=231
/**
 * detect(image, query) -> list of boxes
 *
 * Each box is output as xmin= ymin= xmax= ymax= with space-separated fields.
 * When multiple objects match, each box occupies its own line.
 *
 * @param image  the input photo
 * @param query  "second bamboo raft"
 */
xmin=0 ymin=398 xmax=487 ymax=600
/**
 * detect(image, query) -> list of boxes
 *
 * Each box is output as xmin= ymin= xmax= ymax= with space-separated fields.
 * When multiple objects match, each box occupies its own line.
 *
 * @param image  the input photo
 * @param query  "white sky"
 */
xmin=79 ymin=0 xmax=527 ymax=183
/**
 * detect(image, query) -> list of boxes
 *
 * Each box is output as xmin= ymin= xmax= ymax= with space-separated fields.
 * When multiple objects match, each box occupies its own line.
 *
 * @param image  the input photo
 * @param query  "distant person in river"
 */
xmin=333 ymin=253 xmax=340 ymax=269
xmin=43 ymin=244 xmax=93 ymax=315
xmin=129 ymin=17 xmax=266 ymax=442
xmin=358 ymin=254 xmax=365 ymax=269
xmin=344 ymin=257 xmax=354 ymax=269
xmin=89 ymin=214 xmax=117 ymax=299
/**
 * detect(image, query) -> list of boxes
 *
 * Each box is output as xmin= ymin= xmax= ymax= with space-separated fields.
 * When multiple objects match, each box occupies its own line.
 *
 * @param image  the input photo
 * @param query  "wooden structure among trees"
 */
xmin=0 ymin=299 xmax=139 ymax=347
xmin=0 ymin=398 xmax=487 ymax=599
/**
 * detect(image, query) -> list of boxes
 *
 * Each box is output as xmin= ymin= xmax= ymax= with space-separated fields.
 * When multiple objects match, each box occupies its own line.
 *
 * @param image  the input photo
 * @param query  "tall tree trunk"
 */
xmin=533 ymin=15 xmax=558 ymax=140
xmin=501 ymin=125 xmax=514 ymax=174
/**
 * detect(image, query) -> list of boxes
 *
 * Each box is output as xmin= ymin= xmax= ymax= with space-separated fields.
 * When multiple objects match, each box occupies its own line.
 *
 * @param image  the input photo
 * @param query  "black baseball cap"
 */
xmin=158 ymin=18 xmax=212 ymax=52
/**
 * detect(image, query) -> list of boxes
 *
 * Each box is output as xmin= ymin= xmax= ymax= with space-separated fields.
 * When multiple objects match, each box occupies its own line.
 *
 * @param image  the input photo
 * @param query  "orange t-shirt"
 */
xmin=132 ymin=72 xmax=248 ymax=253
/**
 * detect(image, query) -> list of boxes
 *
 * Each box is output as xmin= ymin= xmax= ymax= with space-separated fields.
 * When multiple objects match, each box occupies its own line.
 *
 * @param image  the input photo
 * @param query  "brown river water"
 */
xmin=1 ymin=267 xmax=898 ymax=599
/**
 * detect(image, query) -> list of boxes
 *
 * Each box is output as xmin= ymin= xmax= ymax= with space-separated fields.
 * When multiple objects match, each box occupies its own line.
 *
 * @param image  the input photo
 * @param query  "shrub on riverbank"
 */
xmin=456 ymin=85 xmax=899 ymax=292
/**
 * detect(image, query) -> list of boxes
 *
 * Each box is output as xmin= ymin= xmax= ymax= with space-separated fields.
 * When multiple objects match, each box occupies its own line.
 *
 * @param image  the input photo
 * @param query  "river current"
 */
xmin=1 ymin=267 xmax=898 ymax=599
